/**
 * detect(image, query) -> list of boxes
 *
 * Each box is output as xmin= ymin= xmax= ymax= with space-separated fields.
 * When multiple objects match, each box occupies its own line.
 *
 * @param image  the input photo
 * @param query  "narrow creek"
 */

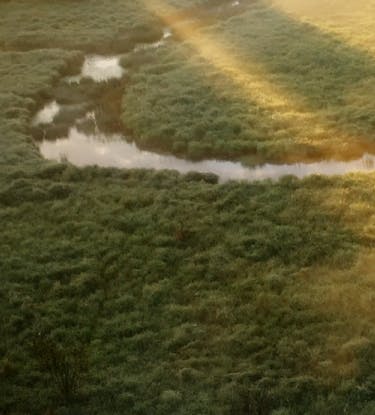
xmin=32 ymin=6 xmax=375 ymax=183
xmin=39 ymin=125 xmax=375 ymax=183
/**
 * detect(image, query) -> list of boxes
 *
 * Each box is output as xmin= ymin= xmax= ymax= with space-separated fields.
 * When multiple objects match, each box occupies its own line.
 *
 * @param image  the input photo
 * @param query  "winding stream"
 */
xmin=40 ymin=125 xmax=375 ymax=183
xmin=34 ymin=11 xmax=375 ymax=183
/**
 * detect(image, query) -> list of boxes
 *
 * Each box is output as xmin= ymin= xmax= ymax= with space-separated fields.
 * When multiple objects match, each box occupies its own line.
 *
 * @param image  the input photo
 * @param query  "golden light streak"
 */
xmin=269 ymin=0 xmax=375 ymax=56
xmin=139 ymin=0 xmax=373 ymax=158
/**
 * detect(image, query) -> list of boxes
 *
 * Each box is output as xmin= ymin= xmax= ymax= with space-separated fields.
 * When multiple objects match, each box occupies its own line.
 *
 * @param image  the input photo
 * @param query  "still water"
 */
xmin=134 ymin=27 xmax=172 ymax=52
xmin=65 ymin=55 xmax=125 ymax=83
xmin=64 ymin=28 xmax=172 ymax=83
xmin=39 ymin=126 xmax=375 ymax=183
xmin=35 ymin=22 xmax=375 ymax=183
xmin=32 ymin=101 xmax=60 ymax=125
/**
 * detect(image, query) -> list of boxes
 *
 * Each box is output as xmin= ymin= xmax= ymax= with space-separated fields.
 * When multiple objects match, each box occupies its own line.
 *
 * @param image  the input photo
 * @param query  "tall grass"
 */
xmin=1 ymin=164 xmax=375 ymax=414
xmin=0 ymin=0 xmax=231 ymax=53
xmin=122 ymin=0 xmax=375 ymax=162
xmin=0 ymin=1 xmax=375 ymax=414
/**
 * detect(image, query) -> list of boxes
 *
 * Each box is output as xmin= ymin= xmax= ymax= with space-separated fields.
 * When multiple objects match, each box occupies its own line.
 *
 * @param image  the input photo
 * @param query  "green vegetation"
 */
xmin=0 ymin=0 xmax=229 ymax=53
xmin=0 ymin=0 xmax=163 ymax=53
xmin=0 ymin=49 xmax=83 ymax=167
xmin=122 ymin=0 xmax=375 ymax=162
xmin=1 ymin=1 xmax=375 ymax=414
xmin=2 ymin=161 xmax=375 ymax=414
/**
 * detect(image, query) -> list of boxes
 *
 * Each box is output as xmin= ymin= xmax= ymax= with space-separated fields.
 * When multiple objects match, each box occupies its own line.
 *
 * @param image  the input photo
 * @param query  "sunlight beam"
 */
xmin=139 ymin=0 xmax=372 ymax=158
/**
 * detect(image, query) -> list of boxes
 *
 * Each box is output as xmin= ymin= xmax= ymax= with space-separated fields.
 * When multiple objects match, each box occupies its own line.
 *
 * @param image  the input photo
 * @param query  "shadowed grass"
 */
xmin=0 ymin=0 xmax=162 ymax=53
xmin=1 ymin=165 xmax=375 ymax=414
xmin=0 ymin=0 xmax=238 ymax=53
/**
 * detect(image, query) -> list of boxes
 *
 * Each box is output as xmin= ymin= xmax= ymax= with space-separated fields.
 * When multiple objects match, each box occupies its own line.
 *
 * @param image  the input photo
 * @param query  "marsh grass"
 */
xmin=1 ymin=165 xmax=375 ymax=414
xmin=0 ymin=50 xmax=82 ymax=167
xmin=1 ymin=1 xmax=375 ymax=414
xmin=0 ymin=0 xmax=162 ymax=53
xmin=0 ymin=0 xmax=234 ymax=53
xmin=121 ymin=0 xmax=375 ymax=163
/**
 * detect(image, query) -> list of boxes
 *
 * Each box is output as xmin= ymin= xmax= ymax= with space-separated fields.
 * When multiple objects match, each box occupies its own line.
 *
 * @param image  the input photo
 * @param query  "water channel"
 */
xmin=33 ymin=9 xmax=375 ymax=183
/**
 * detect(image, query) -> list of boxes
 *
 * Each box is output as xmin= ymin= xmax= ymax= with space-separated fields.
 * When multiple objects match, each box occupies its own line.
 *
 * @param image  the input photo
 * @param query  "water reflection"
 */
xmin=32 ymin=101 xmax=60 ymax=125
xmin=81 ymin=55 xmax=125 ymax=81
xmin=64 ymin=28 xmax=171 ymax=84
xmin=39 ymin=127 xmax=375 ymax=182
xmin=133 ymin=27 xmax=172 ymax=52
xmin=65 ymin=55 xmax=125 ymax=83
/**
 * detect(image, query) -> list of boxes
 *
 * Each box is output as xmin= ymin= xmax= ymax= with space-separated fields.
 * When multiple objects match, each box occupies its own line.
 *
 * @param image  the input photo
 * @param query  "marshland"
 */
xmin=1 ymin=1 xmax=375 ymax=414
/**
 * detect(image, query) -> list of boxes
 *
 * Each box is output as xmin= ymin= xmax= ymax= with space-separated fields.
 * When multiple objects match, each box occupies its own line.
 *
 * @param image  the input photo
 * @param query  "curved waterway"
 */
xmin=64 ymin=28 xmax=172 ymax=84
xmin=39 ymin=125 xmax=375 ymax=183
xmin=34 ymin=16 xmax=375 ymax=183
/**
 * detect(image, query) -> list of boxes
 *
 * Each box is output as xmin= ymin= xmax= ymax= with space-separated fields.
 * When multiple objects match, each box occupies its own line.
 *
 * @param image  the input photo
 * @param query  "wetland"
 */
xmin=1 ymin=1 xmax=375 ymax=414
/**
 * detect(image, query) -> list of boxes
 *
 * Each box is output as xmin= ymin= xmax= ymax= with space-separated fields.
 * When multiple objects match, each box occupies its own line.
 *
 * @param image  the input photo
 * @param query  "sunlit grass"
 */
xmin=1 ymin=1 xmax=375 ymax=414
xmin=123 ymin=0 xmax=375 ymax=162
xmin=291 ymin=250 xmax=375 ymax=383
xmin=270 ymin=0 xmax=375 ymax=56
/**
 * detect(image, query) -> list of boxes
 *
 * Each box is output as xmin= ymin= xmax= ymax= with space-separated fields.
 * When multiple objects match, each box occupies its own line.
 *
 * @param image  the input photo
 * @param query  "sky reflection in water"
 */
xmin=36 ymin=22 xmax=375 ymax=183
xmin=32 ymin=101 xmax=60 ymax=125
xmin=39 ymin=127 xmax=375 ymax=183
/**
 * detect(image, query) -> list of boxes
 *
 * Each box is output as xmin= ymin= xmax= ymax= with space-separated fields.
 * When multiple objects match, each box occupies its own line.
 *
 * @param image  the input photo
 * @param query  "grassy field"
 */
xmin=1 ymin=1 xmax=375 ymax=414
xmin=270 ymin=0 xmax=375 ymax=56
xmin=0 ymin=0 xmax=232 ymax=53
xmin=122 ymin=0 xmax=375 ymax=162
xmin=0 ymin=0 xmax=163 ymax=53
xmin=2 ymin=164 xmax=375 ymax=415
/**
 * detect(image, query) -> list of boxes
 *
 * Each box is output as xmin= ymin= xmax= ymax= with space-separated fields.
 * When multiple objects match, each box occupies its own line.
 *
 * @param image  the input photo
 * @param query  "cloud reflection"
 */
xmin=39 ymin=127 xmax=375 ymax=183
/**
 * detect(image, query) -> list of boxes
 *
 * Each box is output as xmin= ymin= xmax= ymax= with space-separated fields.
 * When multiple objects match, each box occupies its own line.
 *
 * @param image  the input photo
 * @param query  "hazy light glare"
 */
xmin=269 ymin=0 xmax=375 ymax=55
xmin=139 ymin=0 xmax=372 ymax=156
